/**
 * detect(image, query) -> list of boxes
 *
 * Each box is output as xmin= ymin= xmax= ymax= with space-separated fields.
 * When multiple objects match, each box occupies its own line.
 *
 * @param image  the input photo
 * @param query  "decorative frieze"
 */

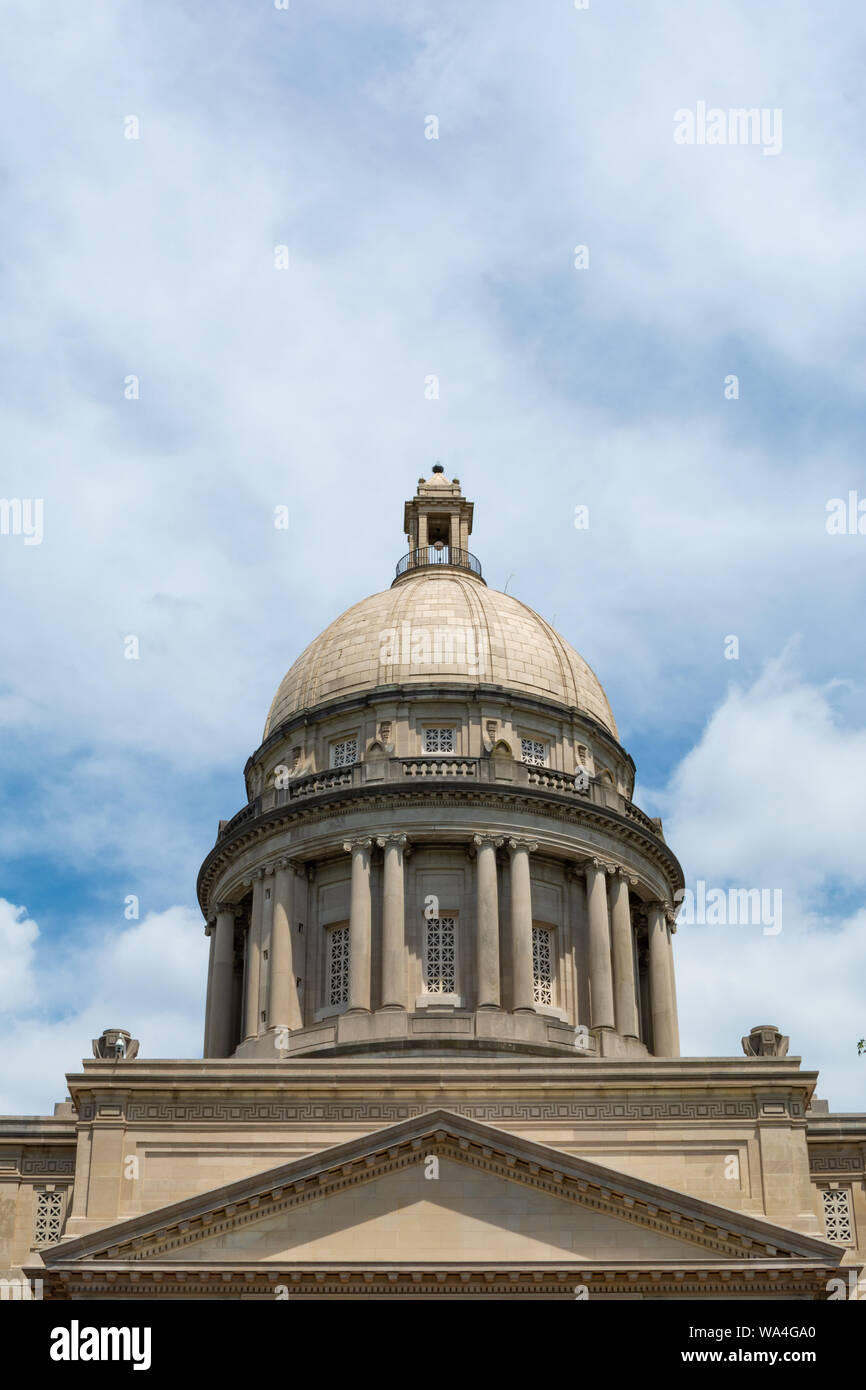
xmin=117 ymin=1097 xmax=763 ymax=1125
xmin=809 ymin=1149 xmax=864 ymax=1173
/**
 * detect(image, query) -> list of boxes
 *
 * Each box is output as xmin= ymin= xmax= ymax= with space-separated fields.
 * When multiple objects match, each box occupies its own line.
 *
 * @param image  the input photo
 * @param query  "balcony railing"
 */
xmin=217 ymin=757 xmax=664 ymax=844
xmin=395 ymin=545 xmax=482 ymax=579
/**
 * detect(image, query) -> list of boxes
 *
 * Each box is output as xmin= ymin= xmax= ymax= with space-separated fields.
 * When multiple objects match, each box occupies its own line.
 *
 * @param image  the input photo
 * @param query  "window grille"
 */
xmin=532 ymin=926 xmax=553 ymax=1005
xmin=331 ymin=738 xmax=358 ymax=768
xmin=424 ymin=917 xmax=457 ymax=994
xmin=327 ymin=926 xmax=350 ymax=1007
xmin=424 ymin=728 xmax=455 ymax=753
xmin=520 ymin=738 xmax=546 ymax=766
xmin=821 ymin=1188 xmax=854 ymax=1244
xmin=34 ymin=1190 xmax=64 ymax=1246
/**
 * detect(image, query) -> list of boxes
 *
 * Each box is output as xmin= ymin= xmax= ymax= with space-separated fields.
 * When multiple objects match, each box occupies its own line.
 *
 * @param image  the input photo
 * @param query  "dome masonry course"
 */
xmin=263 ymin=573 xmax=619 ymax=739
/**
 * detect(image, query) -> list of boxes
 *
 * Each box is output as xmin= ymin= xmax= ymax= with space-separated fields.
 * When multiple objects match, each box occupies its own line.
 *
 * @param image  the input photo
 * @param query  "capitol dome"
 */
xmin=198 ymin=468 xmax=683 ymax=1070
xmin=264 ymin=571 xmax=618 ymax=740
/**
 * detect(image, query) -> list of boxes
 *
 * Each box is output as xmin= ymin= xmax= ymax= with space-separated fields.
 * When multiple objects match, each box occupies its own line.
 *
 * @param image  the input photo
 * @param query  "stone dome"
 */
xmin=264 ymin=568 xmax=618 ymax=740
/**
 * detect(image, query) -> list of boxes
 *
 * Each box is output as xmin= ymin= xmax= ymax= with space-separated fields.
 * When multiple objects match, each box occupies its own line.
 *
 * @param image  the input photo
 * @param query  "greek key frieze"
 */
xmin=809 ymin=1149 xmax=863 ymax=1173
xmin=123 ymin=1097 xmax=759 ymax=1124
xmin=20 ymin=1154 xmax=76 ymax=1176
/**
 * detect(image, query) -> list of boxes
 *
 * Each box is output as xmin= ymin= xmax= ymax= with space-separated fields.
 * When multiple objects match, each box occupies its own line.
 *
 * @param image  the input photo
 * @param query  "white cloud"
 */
xmin=0 ymin=905 xmax=205 ymax=1115
xmin=0 ymin=901 xmax=39 ymax=1012
xmin=655 ymin=648 xmax=866 ymax=891
xmin=644 ymin=659 xmax=866 ymax=1108
xmin=0 ymin=3 xmax=864 ymax=1115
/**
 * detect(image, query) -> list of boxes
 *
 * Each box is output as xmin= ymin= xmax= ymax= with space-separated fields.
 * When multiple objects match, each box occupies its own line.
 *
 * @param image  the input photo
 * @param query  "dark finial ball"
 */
xmin=432 ymin=463 xmax=444 ymax=474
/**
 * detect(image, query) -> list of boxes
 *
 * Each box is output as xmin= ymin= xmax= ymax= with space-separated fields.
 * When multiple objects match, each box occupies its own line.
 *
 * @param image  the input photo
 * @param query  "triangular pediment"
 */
xmin=35 ymin=1110 xmax=841 ymax=1298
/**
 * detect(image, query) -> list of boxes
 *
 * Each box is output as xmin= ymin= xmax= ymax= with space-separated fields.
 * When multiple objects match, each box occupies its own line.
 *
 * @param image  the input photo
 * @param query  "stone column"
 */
xmin=667 ymin=910 xmax=681 ymax=1056
xmin=377 ymin=834 xmax=408 ymax=1009
xmin=508 ymin=838 xmax=538 ymax=1012
xmin=585 ymin=858 xmax=615 ymax=1033
xmin=267 ymin=859 xmax=302 ymax=1032
xmin=258 ymin=866 xmax=275 ymax=1024
xmin=609 ymin=868 xmax=639 ymax=1039
xmin=474 ymin=834 xmax=503 ymax=1008
xmin=344 ymin=838 xmax=373 ymax=1012
xmin=243 ymin=871 xmax=265 ymax=1041
xmin=210 ymin=904 xmax=238 ymax=1058
xmin=202 ymin=923 xmax=216 ymax=1056
xmin=648 ymin=900 xmax=678 ymax=1057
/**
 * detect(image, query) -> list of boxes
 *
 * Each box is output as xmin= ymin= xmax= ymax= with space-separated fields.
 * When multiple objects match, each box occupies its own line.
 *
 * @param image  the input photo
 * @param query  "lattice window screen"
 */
xmin=520 ymin=738 xmax=546 ymax=766
xmin=424 ymin=917 xmax=457 ymax=994
xmin=327 ymin=926 xmax=350 ymax=1006
xmin=532 ymin=926 xmax=553 ymax=1005
xmin=821 ymin=1188 xmax=854 ymax=1244
xmin=34 ymin=1190 xmax=64 ymax=1246
xmin=424 ymin=728 xmax=455 ymax=753
xmin=331 ymin=739 xmax=358 ymax=768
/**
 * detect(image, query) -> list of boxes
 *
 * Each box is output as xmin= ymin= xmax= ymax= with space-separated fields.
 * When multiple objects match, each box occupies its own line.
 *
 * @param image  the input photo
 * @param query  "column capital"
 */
xmin=611 ymin=866 xmax=639 ymax=886
xmin=579 ymin=855 xmax=614 ymax=875
xmin=375 ymin=833 xmax=409 ymax=851
xmin=507 ymin=837 xmax=538 ymax=854
xmin=214 ymin=901 xmax=242 ymax=919
xmin=473 ymin=833 xmax=504 ymax=849
xmin=646 ymin=899 xmax=678 ymax=931
xmin=343 ymin=837 xmax=373 ymax=854
xmin=277 ymin=856 xmax=306 ymax=875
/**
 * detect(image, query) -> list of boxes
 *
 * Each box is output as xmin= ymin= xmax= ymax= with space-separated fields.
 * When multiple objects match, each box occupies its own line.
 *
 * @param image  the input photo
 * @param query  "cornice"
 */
xmin=34 ymin=1265 xmax=835 ymax=1300
xmin=196 ymin=780 xmax=683 ymax=916
xmin=62 ymin=1055 xmax=821 ymax=1112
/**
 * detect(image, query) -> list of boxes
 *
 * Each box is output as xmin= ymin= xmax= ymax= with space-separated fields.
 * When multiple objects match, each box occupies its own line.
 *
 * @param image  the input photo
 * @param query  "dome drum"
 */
xmin=202 ymin=813 xmax=677 ymax=1064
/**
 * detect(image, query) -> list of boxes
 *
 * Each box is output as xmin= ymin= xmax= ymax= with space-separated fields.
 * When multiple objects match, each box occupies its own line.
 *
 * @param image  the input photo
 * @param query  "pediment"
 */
xmin=151 ymin=1154 xmax=709 ymax=1264
xmin=36 ymin=1110 xmax=841 ymax=1298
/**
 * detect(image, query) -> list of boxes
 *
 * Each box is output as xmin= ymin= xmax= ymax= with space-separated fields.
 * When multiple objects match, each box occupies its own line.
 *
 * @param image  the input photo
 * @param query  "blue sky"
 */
xmin=1 ymin=0 xmax=865 ymax=1111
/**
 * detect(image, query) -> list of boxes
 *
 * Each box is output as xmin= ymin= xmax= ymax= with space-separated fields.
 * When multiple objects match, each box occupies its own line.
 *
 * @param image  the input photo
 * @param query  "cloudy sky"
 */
xmin=1 ymin=0 xmax=864 ymax=1113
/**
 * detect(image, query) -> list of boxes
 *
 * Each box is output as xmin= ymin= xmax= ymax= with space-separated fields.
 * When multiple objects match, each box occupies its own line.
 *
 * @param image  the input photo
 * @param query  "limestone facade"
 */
xmin=1 ymin=470 xmax=863 ymax=1299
